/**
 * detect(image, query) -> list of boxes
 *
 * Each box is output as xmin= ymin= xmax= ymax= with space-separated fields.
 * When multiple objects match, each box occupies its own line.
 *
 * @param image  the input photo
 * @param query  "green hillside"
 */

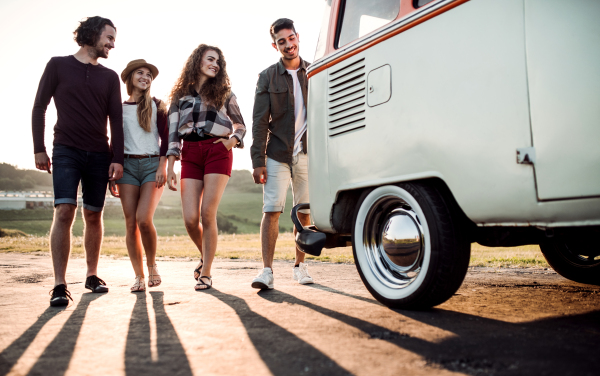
xmin=0 ymin=163 xmax=53 ymax=191
xmin=0 ymin=170 xmax=297 ymax=236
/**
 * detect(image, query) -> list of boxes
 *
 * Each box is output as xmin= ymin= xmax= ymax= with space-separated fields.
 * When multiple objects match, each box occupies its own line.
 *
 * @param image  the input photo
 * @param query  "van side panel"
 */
xmin=309 ymin=0 xmax=600 ymax=231
xmin=325 ymin=0 xmax=536 ymax=223
xmin=524 ymin=0 xmax=600 ymax=200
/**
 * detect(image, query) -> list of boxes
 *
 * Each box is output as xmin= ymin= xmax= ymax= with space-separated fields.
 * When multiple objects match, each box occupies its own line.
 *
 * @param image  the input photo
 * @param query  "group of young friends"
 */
xmin=32 ymin=16 xmax=314 ymax=307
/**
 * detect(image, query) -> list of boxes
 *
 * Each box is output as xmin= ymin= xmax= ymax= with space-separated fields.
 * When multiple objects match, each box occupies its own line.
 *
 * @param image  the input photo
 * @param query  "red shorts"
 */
xmin=180 ymin=138 xmax=233 ymax=180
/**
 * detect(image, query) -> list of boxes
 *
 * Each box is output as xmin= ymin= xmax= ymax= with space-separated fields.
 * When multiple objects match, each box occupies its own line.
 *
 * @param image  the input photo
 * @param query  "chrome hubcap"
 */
xmin=363 ymin=196 xmax=426 ymax=289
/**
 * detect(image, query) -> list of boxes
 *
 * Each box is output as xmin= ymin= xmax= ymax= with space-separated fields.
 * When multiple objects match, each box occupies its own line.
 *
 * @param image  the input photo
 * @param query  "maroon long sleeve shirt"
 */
xmin=32 ymin=55 xmax=124 ymax=165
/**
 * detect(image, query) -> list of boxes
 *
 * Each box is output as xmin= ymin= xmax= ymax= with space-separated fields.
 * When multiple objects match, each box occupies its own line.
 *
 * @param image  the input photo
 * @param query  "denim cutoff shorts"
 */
xmin=116 ymin=155 xmax=160 ymax=186
xmin=263 ymin=153 xmax=309 ymax=214
xmin=52 ymin=143 xmax=112 ymax=212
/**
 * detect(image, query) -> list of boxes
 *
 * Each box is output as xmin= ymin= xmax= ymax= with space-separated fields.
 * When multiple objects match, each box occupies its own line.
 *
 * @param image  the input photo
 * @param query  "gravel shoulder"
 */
xmin=0 ymin=253 xmax=598 ymax=376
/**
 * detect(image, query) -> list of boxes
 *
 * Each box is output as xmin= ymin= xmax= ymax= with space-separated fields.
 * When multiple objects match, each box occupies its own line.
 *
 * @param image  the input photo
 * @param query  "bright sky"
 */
xmin=0 ymin=0 xmax=326 ymax=172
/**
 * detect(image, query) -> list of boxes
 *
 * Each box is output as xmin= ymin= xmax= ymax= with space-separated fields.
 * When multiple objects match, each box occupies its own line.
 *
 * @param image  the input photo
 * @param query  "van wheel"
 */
xmin=352 ymin=182 xmax=470 ymax=309
xmin=540 ymin=232 xmax=600 ymax=285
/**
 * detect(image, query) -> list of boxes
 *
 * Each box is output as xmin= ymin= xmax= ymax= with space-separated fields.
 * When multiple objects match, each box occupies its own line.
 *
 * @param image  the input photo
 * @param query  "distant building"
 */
xmin=0 ymin=191 xmax=120 ymax=210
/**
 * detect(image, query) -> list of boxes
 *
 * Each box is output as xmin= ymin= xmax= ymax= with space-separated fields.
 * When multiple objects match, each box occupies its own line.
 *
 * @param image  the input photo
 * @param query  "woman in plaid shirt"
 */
xmin=166 ymin=44 xmax=246 ymax=291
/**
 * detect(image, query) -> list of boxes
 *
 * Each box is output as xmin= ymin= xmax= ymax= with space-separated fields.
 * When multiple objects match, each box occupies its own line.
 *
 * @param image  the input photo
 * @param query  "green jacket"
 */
xmin=250 ymin=57 xmax=310 ymax=168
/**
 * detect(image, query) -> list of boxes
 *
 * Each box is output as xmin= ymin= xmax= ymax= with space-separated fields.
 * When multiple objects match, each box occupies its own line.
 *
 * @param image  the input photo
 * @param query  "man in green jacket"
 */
xmin=250 ymin=18 xmax=313 ymax=290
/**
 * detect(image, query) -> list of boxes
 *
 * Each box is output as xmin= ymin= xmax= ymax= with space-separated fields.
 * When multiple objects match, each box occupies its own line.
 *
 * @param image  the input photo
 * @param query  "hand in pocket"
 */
xmin=213 ymin=137 xmax=237 ymax=151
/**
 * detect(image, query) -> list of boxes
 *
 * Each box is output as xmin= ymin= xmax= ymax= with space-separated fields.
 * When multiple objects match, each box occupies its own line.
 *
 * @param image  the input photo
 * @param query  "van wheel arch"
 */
xmin=332 ymin=178 xmax=475 ymax=237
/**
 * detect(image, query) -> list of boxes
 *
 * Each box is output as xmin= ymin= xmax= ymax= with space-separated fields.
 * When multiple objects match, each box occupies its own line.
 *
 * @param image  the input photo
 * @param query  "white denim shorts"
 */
xmin=263 ymin=154 xmax=309 ymax=214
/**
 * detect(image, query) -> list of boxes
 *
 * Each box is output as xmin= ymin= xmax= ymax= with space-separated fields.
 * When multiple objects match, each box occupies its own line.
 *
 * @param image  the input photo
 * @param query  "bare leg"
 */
xmin=181 ymin=179 xmax=204 ymax=279
xmin=50 ymin=204 xmax=77 ymax=286
xmin=136 ymin=181 xmax=163 ymax=285
xmin=294 ymin=212 xmax=311 ymax=265
xmin=261 ymin=211 xmax=281 ymax=269
xmin=82 ymin=208 xmax=104 ymax=278
xmin=197 ymin=173 xmax=229 ymax=283
xmin=118 ymin=184 xmax=143 ymax=277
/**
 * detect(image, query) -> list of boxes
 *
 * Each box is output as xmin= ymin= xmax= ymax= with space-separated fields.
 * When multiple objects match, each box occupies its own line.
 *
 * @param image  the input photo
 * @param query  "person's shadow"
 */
xmin=306 ymin=283 xmax=382 ymax=306
xmin=257 ymin=289 xmax=600 ymax=375
xmin=0 ymin=305 xmax=67 ymax=375
xmin=124 ymin=292 xmax=193 ymax=376
xmin=210 ymin=288 xmax=353 ymax=376
xmin=14 ymin=293 xmax=104 ymax=376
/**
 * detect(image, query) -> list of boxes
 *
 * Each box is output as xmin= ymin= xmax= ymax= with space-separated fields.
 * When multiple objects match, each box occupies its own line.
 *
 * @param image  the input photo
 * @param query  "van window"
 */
xmin=314 ymin=0 xmax=333 ymax=61
xmin=413 ymin=0 xmax=436 ymax=8
xmin=335 ymin=0 xmax=400 ymax=48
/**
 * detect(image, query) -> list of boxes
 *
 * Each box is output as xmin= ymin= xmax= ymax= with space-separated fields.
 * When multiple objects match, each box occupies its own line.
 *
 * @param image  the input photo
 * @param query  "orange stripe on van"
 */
xmin=308 ymin=0 xmax=471 ymax=79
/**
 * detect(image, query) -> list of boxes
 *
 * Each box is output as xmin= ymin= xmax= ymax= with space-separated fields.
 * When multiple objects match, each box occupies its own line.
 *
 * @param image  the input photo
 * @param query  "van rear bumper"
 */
xmin=291 ymin=203 xmax=350 ymax=256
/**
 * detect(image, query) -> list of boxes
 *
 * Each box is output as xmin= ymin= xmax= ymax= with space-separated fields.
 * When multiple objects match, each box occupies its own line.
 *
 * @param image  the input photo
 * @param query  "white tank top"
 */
xmin=122 ymin=100 xmax=159 ymax=155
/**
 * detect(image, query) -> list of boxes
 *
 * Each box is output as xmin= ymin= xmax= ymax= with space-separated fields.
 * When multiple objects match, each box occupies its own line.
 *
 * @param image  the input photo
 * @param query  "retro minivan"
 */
xmin=292 ymin=0 xmax=600 ymax=309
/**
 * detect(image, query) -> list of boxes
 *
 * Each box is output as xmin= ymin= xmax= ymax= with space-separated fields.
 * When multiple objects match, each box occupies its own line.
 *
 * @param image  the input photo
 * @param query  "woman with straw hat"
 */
xmin=110 ymin=59 xmax=168 ymax=292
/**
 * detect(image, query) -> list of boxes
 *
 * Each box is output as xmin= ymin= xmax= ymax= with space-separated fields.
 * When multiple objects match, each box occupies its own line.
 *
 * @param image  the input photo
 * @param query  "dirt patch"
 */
xmin=11 ymin=273 xmax=51 ymax=284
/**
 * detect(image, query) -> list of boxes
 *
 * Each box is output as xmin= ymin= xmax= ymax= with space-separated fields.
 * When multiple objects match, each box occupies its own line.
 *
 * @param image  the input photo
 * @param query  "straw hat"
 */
xmin=120 ymin=59 xmax=159 ymax=83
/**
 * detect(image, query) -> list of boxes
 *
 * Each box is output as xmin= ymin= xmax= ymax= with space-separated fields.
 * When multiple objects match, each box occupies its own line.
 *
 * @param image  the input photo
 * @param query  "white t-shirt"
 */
xmin=286 ymin=69 xmax=307 ymax=156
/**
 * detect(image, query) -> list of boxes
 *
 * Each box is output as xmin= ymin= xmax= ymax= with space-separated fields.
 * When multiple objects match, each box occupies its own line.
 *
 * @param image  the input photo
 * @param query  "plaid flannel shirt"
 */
xmin=167 ymin=91 xmax=246 ymax=158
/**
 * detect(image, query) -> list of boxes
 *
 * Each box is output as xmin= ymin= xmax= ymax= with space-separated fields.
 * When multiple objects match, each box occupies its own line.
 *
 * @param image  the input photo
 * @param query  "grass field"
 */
xmin=0 ymin=232 xmax=548 ymax=268
xmin=0 ymin=175 xmax=550 ymax=268
xmin=0 ymin=183 xmax=295 ymax=237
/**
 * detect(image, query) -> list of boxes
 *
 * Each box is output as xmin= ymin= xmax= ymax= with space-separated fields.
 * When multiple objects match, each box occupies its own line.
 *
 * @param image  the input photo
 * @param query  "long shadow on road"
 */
xmin=259 ymin=289 xmax=600 ymax=376
xmin=0 ymin=306 xmax=66 ymax=376
xmin=306 ymin=283 xmax=381 ymax=306
xmin=211 ymin=288 xmax=352 ymax=376
xmin=25 ymin=293 xmax=103 ymax=376
xmin=125 ymin=292 xmax=193 ymax=376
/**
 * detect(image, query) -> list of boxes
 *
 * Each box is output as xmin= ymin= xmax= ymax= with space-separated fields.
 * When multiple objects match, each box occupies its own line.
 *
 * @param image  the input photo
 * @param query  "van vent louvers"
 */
xmin=328 ymin=58 xmax=366 ymax=137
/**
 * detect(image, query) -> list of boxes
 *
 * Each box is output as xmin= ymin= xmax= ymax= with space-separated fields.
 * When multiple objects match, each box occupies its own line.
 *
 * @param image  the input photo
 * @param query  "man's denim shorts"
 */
xmin=263 ymin=154 xmax=309 ymax=214
xmin=116 ymin=156 xmax=160 ymax=186
xmin=52 ymin=143 xmax=112 ymax=212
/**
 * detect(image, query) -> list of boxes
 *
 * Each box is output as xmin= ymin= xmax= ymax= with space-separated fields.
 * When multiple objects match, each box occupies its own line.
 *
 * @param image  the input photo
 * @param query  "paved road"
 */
xmin=0 ymin=253 xmax=598 ymax=376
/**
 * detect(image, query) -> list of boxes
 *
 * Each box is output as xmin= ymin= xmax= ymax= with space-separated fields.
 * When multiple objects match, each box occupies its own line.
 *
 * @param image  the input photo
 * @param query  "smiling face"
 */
xmin=198 ymin=49 xmax=220 ymax=79
xmin=93 ymin=25 xmax=116 ymax=59
xmin=272 ymin=28 xmax=300 ymax=61
xmin=131 ymin=67 xmax=153 ymax=92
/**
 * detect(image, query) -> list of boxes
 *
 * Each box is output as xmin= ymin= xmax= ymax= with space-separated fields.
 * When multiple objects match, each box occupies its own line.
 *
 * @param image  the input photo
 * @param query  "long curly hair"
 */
xmin=125 ymin=70 xmax=167 ymax=132
xmin=168 ymin=44 xmax=231 ymax=109
xmin=73 ymin=16 xmax=115 ymax=47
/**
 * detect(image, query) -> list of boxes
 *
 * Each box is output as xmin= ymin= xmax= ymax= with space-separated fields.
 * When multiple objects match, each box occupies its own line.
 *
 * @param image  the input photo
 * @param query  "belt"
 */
xmin=125 ymin=154 xmax=159 ymax=159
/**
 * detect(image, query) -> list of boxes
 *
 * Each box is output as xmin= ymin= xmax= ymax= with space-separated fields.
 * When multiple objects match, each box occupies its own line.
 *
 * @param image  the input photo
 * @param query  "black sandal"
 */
xmin=195 ymin=276 xmax=212 ymax=291
xmin=193 ymin=258 xmax=203 ymax=281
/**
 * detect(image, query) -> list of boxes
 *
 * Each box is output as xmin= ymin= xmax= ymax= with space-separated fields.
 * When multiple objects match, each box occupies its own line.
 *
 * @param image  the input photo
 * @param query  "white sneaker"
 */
xmin=293 ymin=262 xmax=314 ymax=285
xmin=251 ymin=267 xmax=274 ymax=290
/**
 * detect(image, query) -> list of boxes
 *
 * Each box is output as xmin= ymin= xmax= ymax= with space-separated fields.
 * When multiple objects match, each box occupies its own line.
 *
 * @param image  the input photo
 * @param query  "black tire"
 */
xmin=540 ymin=231 xmax=600 ymax=285
xmin=352 ymin=182 xmax=470 ymax=309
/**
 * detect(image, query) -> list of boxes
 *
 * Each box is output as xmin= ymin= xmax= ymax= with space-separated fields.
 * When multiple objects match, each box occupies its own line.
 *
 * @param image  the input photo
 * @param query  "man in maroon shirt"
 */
xmin=32 ymin=16 xmax=124 ymax=306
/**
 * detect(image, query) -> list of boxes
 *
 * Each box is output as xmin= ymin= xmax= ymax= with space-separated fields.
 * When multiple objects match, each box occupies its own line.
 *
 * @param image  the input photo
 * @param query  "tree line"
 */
xmin=0 ymin=163 xmax=53 ymax=191
xmin=0 ymin=164 xmax=262 ymax=193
